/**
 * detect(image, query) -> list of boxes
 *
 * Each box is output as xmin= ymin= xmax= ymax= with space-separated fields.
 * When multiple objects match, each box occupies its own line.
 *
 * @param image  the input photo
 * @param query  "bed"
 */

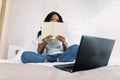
xmin=0 ymin=52 xmax=120 ymax=80
xmin=0 ymin=61 xmax=120 ymax=80
xmin=0 ymin=39 xmax=120 ymax=80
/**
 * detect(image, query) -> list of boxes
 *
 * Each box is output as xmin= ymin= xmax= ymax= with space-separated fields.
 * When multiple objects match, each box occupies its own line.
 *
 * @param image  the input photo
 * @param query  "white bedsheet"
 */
xmin=0 ymin=59 xmax=74 ymax=67
xmin=1 ymin=58 xmax=120 ymax=67
xmin=0 ymin=62 xmax=120 ymax=80
xmin=0 ymin=59 xmax=19 ymax=63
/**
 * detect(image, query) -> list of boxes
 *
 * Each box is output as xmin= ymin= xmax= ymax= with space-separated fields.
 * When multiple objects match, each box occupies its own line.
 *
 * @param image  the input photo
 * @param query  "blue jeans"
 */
xmin=21 ymin=44 xmax=79 ymax=63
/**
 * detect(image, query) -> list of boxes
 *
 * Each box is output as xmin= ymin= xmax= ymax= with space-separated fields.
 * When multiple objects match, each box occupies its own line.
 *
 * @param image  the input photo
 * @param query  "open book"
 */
xmin=41 ymin=22 xmax=67 ymax=39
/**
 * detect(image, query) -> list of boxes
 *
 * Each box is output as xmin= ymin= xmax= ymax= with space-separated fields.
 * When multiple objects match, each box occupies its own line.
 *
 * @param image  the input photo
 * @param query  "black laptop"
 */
xmin=54 ymin=35 xmax=115 ymax=73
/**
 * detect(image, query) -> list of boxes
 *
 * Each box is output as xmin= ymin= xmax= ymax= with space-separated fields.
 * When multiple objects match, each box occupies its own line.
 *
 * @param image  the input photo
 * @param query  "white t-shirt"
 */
xmin=37 ymin=36 xmax=65 ymax=55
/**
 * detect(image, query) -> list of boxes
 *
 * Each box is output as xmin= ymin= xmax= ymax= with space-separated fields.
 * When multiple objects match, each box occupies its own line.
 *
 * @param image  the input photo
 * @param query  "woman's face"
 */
xmin=50 ymin=14 xmax=59 ymax=22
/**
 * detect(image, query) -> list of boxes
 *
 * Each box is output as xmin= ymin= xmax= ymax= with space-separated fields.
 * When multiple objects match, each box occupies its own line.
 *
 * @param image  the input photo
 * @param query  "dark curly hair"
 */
xmin=44 ymin=11 xmax=63 ymax=22
xmin=37 ymin=30 xmax=41 ymax=38
xmin=37 ymin=11 xmax=63 ymax=37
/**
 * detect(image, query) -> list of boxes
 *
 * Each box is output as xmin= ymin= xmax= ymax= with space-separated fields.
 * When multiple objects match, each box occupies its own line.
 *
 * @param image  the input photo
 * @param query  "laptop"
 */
xmin=54 ymin=35 xmax=115 ymax=73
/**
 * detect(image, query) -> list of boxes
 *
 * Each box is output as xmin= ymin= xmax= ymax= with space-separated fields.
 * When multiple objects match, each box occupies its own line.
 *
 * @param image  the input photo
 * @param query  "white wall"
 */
xmin=0 ymin=0 xmax=120 ymax=62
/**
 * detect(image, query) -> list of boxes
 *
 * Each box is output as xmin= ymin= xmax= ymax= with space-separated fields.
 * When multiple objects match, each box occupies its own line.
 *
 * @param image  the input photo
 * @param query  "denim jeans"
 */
xmin=21 ymin=44 xmax=79 ymax=63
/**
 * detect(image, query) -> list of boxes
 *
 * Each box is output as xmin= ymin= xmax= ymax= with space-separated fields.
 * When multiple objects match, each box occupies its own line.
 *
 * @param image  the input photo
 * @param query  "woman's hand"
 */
xmin=37 ymin=35 xmax=53 ymax=54
xmin=56 ymin=35 xmax=66 ymax=43
xmin=56 ymin=35 xmax=67 ymax=51
xmin=43 ymin=35 xmax=53 ymax=44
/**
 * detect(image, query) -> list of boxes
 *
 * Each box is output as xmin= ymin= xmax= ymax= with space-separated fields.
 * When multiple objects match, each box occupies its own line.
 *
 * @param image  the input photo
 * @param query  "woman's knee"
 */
xmin=21 ymin=51 xmax=37 ymax=63
xmin=21 ymin=51 xmax=47 ymax=63
xmin=68 ymin=44 xmax=79 ymax=50
xmin=58 ymin=44 xmax=79 ymax=62
xmin=22 ymin=51 xmax=35 ymax=56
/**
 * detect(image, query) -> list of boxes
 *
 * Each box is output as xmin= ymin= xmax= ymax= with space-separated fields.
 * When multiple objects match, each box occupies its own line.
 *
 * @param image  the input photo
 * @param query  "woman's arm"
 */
xmin=37 ymin=42 xmax=47 ymax=54
xmin=37 ymin=35 xmax=53 ymax=54
xmin=62 ymin=42 xmax=68 ymax=51
xmin=56 ymin=35 xmax=68 ymax=51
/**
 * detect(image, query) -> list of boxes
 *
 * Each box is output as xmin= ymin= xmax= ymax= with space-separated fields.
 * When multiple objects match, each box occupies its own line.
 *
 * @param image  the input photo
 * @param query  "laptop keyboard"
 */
xmin=55 ymin=63 xmax=74 ymax=69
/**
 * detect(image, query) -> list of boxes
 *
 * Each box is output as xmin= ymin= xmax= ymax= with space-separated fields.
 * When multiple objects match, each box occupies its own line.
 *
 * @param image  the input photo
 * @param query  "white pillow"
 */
xmin=11 ymin=39 xmax=38 ymax=63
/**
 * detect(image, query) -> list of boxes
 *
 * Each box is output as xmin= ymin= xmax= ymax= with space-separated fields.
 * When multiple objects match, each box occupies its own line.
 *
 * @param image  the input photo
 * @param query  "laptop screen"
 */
xmin=73 ymin=35 xmax=115 ymax=72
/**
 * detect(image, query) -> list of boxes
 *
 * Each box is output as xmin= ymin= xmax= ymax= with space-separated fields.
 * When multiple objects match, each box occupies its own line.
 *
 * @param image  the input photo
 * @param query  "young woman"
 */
xmin=21 ymin=11 xmax=79 ymax=63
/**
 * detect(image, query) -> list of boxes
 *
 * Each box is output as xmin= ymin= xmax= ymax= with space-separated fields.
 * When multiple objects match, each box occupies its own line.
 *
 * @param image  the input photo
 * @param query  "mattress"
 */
xmin=0 ymin=62 xmax=120 ymax=80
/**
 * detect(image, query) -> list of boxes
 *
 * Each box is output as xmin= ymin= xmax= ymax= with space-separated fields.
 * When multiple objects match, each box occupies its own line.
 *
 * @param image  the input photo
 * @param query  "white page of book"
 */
xmin=41 ymin=22 xmax=67 ymax=39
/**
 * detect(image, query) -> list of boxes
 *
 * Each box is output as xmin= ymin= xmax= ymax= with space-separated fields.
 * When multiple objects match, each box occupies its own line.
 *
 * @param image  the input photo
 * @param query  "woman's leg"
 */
xmin=47 ymin=54 xmax=61 ymax=62
xmin=59 ymin=44 xmax=79 ymax=62
xmin=21 ymin=51 xmax=47 ymax=63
